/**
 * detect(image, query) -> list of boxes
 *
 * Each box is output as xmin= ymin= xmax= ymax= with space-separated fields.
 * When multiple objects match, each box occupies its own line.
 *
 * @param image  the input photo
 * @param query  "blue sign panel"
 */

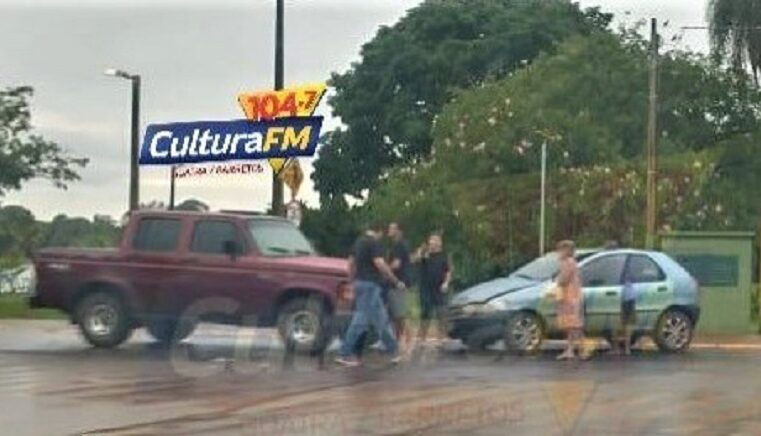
xmin=139 ymin=116 xmax=323 ymax=165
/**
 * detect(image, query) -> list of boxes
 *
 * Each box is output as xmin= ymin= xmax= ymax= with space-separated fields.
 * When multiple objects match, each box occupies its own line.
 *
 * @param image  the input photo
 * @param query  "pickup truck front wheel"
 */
xmin=76 ymin=291 xmax=132 ymax=348
xmin=277 ymin=298 xmax=330 ymax=354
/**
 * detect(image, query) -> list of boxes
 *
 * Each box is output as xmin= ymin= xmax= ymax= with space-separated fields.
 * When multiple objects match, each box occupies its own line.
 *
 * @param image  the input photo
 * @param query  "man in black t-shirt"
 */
xmin=415 ymin=233 xmax=452 ymax=343
xmin=336 ymin=222 xmax=404 ymax=366
xmin=387 ymin=222 xmax=411 ymax=349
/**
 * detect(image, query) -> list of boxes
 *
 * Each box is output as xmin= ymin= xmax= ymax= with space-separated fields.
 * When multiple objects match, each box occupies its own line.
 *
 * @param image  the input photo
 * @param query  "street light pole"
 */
xmin=130 ymin=75 xmax=141 ymax=212
xmin=105 ymin=68 xmax=141 ymax=212
xmin=271 ymin=0 xmax=286 ymax=216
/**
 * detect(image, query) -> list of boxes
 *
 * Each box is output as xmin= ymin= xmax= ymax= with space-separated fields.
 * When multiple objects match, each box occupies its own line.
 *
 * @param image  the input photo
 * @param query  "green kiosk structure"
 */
xmin=661 ymin=231 xmax=756 ymax=334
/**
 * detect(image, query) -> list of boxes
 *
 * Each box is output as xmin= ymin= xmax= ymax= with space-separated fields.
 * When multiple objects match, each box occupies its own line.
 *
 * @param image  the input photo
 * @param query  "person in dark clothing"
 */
xmin=387 ymin=222 xmax=412 ymax=353
xmin=414 ymin=233 xmax=452 ymax=343
xmin=336 ymin=222 xmax=404 ymax=367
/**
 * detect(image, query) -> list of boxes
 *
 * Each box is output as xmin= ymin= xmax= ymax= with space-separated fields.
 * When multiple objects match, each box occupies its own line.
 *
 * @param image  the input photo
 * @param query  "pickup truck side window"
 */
xmin=133 ymin=218 xmax=181 ymax=252
xmin=191 ymin=220 xmax=242 ymax=254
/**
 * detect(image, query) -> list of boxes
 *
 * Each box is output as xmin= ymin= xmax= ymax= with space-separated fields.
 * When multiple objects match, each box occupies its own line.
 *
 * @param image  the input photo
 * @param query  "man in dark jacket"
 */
xmin=336 ymin=222 xmax=404 ymax=366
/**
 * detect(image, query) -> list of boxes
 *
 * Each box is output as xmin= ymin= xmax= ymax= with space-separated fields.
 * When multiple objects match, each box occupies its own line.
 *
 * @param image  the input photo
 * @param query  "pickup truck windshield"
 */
xmin=248 ymin=219 xmax=315 ymax=257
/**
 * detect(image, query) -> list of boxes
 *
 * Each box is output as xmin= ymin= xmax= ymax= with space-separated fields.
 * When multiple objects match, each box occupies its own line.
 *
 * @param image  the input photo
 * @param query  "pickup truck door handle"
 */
xmin=657 ymin=286 xmax=668 ymax=292
xmin=605 ymin=290 xmax=618 ymax=296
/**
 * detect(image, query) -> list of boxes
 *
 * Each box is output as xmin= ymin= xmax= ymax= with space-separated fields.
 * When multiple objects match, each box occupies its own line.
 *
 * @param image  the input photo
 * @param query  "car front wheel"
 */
xmin=277 ymin=298 xmax=330 ymax=353
xmin=76 ymin=291 xmax=132 ymax=348
xmin=654 ymin=309 xmax=694 ymax=353
xmin=504 ymin=312 xmax=544 ymax=354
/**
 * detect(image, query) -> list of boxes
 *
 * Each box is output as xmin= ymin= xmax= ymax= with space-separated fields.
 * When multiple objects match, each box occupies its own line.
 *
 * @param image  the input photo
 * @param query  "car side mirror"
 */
xmin=223 ymin=240 xmax=240 ymax=260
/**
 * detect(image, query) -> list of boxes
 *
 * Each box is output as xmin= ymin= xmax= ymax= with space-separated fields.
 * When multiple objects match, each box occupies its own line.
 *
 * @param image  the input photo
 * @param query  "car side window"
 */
xmin=133 ymin=218 xmax=182 ymax=252
xmin=625 ymin=255 xmax=665 ymax=283
xmin=581 ymin=254 xmax=627 ymax=287
xmin=191 ymin=220 xmax=242 ymax=255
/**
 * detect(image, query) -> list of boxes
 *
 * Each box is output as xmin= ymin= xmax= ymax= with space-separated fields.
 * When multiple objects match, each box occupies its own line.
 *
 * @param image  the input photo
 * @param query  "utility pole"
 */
xmin=169 ymin=166 xmax=176 ymax=210
xmin=645 ymin=18 xmax=659 ymax=249
xmin=539 ymin=141 xmax=547 ymax=255
xmin=271 ymin=0 xmax=286 ymax=216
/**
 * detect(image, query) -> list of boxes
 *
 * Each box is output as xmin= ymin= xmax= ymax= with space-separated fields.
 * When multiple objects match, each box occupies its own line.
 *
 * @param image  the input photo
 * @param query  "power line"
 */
xmin=682 ymin=25 xmax=761 ymax=30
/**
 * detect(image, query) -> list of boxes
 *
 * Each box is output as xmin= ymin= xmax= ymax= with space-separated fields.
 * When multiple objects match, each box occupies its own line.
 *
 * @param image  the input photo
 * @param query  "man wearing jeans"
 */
xmin=336 ymin=222 xmax=404 ymax=366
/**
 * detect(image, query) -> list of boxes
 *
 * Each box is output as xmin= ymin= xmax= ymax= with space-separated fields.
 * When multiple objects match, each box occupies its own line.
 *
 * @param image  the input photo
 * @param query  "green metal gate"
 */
xmin=660 ymin=231 xmax=755 ymax=334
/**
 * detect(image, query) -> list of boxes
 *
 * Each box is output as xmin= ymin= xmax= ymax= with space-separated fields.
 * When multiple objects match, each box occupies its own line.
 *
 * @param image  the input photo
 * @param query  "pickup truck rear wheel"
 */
xmin=76 ymin=291 xmax=132 ymax=348
xmin=277 ymin=298 xmax=329 ymax=353
xmin=146 ymin=318 xmax=197 ymax=346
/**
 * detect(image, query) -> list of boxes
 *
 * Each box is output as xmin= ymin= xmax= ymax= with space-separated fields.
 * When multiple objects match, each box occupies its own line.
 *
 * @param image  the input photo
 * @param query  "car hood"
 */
xmin=450 ymin=276 xmax=541 ymax=306
xmin=263 ymin=255 xmax=348 ymax=277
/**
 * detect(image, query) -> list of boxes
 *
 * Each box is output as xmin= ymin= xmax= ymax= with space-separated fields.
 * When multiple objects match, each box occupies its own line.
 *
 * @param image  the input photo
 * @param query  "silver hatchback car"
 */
xmin=448 ymin=249 xmax=700 ymax=353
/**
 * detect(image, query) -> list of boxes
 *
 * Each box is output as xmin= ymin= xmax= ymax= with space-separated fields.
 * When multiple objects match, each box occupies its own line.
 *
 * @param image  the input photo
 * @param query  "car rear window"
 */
xmin=625 ymin=255 xmax=665 ymax=283
xmin=133 ymin=218 xmax=181 ymax=252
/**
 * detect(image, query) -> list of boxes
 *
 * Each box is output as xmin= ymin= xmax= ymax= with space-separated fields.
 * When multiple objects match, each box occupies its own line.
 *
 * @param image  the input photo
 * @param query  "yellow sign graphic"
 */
xmin=237 ymin=83 xmax=326 ymax=177
xmin=279 ymin=159 xmax=305 ymax=199
xmin=545 ymin=380 xmax=596 ymax=434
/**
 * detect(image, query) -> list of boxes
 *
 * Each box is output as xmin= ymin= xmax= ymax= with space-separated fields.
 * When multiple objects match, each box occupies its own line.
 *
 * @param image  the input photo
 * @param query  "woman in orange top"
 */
xmin=555 ymin=240 xmax=588 ymax=360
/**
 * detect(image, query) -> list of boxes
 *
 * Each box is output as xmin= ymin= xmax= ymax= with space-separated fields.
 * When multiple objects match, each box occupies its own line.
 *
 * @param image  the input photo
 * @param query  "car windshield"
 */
xmin=248 ymin=219 xmax=315 ymax=257
xmin=510 ymin=253 xmax=561 ymax=281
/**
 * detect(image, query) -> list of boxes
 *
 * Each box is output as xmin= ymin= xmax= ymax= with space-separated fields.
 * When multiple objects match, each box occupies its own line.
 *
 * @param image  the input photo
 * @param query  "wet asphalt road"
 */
xmin=2 ymin=320 xmax=761 ymax=436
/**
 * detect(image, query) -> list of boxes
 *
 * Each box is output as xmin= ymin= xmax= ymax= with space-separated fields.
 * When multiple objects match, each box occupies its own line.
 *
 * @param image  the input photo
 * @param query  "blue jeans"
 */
xmin=340 ymin=280 xmax=398 ymax=357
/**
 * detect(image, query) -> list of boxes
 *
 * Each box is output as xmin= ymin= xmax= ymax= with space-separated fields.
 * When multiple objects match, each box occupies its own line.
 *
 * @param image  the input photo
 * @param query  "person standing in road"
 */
xmin=415 ymin=233 xmax=452 ymax=344
xmin=336 ymin=222 xmax=403 ymax=367
xmin=555 ymin=240 xmax=591 ymax=360
xmin=387 ymin=222 xmax=412 ymax=352
xmin=616 ymin=276 xmax=638 ymax=355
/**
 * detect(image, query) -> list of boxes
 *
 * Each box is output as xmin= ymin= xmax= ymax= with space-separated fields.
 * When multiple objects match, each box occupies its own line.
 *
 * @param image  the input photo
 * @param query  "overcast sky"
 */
xmin=1 ymin=0 xmax=709 ymax=220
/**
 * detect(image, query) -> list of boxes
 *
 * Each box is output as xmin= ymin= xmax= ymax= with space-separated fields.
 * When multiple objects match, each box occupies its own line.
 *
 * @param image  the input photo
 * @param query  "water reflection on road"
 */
xmin=2 ymin=320 xmax=761 ymax=435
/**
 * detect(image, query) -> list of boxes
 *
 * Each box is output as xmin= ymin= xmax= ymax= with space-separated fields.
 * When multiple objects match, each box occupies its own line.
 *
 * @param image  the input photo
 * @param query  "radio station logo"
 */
xmin=139 ymin=84 xmax=326 ymax=167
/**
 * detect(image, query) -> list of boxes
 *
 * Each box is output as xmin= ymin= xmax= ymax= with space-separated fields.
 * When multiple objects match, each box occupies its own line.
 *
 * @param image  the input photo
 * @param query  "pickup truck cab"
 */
xmin=29 ymin=210 xmax=352 ymax=352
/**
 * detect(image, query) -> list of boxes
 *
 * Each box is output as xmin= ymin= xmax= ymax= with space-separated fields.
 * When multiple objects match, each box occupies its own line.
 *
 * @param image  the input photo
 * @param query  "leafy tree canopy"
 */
xmin=174 ymin=198 xmax=210 ymax=212
xmin=708 ymin=0 xmax=761 ymax=82
xmin=0 ymin=86 xmax=88 ymax=196
xmin=313 ymin=0 xmax=612 ymax=201
xmin=363 ymin=28 xmax=761 ymax=286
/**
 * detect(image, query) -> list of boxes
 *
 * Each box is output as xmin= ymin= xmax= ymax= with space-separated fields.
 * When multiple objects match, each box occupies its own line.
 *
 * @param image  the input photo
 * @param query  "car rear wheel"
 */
xmin=654 ymin=309 xmax=693 ymax=353
xmin=76 ymin=291 xmax=132 ymax=348
xmin=504 ymin=312 xmax=544 ymax=354
xmin=277 ymin=297 xmax=330 ymax=353
xmin=146 ymin=318 xmax=197 ymax=346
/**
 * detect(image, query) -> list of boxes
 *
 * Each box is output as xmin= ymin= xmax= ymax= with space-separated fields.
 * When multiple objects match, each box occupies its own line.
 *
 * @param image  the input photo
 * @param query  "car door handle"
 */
xmin=656 ymin=286 xmax=668 ymax=292
xmin=605 ymin=291 xmax=618 ymax=296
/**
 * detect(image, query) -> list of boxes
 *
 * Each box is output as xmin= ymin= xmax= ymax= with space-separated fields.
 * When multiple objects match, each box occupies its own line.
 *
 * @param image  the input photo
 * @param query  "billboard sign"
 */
xmin=139 ymin=116 xmax=323 ymax=166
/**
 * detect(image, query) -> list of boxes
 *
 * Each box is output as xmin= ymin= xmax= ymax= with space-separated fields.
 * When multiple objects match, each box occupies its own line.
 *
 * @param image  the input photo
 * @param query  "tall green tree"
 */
xmin=708 ymin=0 xmax=761 ymax=82
xmin=0 ymin=86 xmax=88 ymax=195
xmin=313 ymin=0 xmax=611 ymax=201
xmin=365 ymin=30 xmax=761 ymax=282
xmin=0 ymin=205 xmax=39 ymax=267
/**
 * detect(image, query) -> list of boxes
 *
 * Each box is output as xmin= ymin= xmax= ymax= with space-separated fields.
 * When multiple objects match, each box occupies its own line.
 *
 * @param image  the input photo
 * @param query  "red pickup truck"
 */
xmin=29 ymin=210 xmax=352 ymax=352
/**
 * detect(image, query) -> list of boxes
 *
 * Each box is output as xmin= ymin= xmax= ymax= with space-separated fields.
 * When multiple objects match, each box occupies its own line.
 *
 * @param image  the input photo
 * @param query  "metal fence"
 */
xmin=0 ymin=265 xmax=32 ymax=294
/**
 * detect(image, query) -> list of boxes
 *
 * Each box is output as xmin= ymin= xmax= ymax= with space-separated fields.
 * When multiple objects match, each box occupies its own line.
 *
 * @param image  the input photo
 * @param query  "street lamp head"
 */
xmin=104 ymin=68 xmax=135 ymax=80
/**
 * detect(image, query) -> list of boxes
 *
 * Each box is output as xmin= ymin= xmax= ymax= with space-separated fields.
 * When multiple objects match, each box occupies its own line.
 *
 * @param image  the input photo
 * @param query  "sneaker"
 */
xmin=556 ymin=351 xmax=576 ymax=361
xmin=390 ymin=354 xmax=404 ymax=364
xmin=335 ymin=356 xmax=361 ymax=367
